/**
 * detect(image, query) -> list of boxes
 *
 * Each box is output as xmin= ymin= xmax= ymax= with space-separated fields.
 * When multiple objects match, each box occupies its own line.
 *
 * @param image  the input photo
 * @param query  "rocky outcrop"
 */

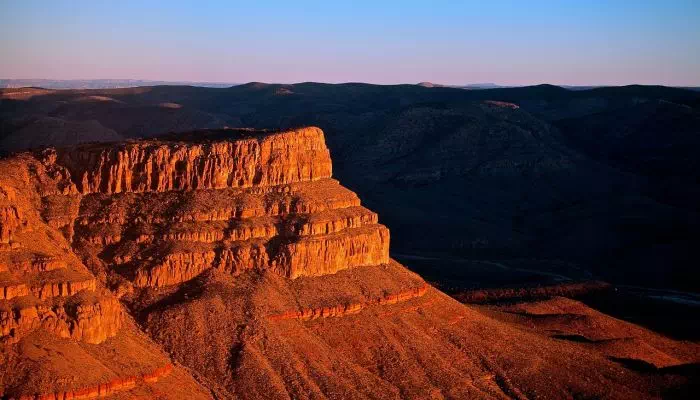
xmin=0 ymin=205 xmax=23 ymax=244
xmin=63 ymin=158 xmax=385 ymax=289
xmin=0 ymin=127 xmax=393 ymax=346
xmin=484 ymin=100 xmax=519 ymax=109
xmin=268 ymin=284 xmax=428 ymax=321
xmin=0 ymin=277 xmax=96 ymax=301
xmin=272 ymin=225 xmax=390 ymax=278
xmin=72 ymin=178 xmax=361 ymax=226
xmin=1 ymin=128 xmax=354 ymax=340
xmin=134 ymin=250 xmax=218 ymax=288
xmin=24 ymin=256 xmax=68 ymax=273
xmin=14 ymin=363 xmax=172 ymax=400
xmin=124 ymin=222 xmax=389 ymax=287
xmin=31 ymin=278 xmax=97 ymax=300
xmin=66 ymin=295 xmax=123 ymax=343
xmin=0 ymin=164 xmax=122 ymax=345
xmin=0 ymin=293 xmax=122 ymax=344
xmin=0 ymin=283 xmax=29 ymax=300
xmin=54 ymin=127 xmax=332 ymax=194
xmin=130 ymin=225 xmax=389 ymax=287
xmin=0 ymin=126 xmax=420 ymax=397
xmin=0 ymin=185 xmax=25 ymax=245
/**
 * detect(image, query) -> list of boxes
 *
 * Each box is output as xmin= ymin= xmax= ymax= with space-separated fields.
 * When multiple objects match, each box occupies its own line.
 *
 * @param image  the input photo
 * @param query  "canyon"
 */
xmin=0 ymin=126 xmax=698 ymax=399
xmin=3 ymin=83 xmax=699 ymax=295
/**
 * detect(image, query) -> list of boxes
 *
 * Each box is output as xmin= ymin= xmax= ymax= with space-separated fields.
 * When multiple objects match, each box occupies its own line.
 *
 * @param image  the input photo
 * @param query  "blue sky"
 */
xmin=1 ymin=0 xmax=699 ymax=85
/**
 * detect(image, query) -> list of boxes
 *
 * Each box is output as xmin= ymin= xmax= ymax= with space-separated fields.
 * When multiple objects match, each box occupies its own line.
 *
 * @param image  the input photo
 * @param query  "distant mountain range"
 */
xmin=4 ymin=79 xmax=697 ymax=91
xmin=419 ymin=82 xmax=700 ymax=91
xmin=0 ymin=79 xmax=237 ymax=89
xmin=417 ymin=82 xmax=512 ymax=89
xmin=5 ymin=79 xmax=516 ymax=90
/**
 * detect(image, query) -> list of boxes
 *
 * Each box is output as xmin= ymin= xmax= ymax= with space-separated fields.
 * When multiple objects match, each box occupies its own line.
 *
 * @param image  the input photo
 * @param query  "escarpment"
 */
xmin=0 ymin=159 xmax=120 ymax=346
xmin=3 ymin=126 xmax=696 ymax=400
xmin=2 ymin=127 xmax=355 ymax=292
xmin=26 ymin=128 xmax=387 ymax=291
xmin=62 ymin=131 xmax=389 ymax=287
xmin=0 ymin=127 xmax=399 ymax=398
xmin=55 ymin=127 xmax=332 ymax=194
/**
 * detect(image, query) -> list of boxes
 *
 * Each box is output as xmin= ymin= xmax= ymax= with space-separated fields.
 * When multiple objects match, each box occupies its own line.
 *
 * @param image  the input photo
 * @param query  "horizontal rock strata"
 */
xmin=272 ymin=225 xmax=390 ymax=278
xmin=55 ymin=127 xmax=331 ymax=194
xmin=0 ymin=277 xmax=95 ymax=300
xmin=268 ymin=284 xmax=428 ymax=321
xmin=0 ymin=127 xmax=391 ymax=343
xmin=15 ymin=363 xmax=172 ymax=400
xmin=0 ymin=292 xmax=122 ymax=344
xmin=0 ymin=126 xmax=416 ymax=398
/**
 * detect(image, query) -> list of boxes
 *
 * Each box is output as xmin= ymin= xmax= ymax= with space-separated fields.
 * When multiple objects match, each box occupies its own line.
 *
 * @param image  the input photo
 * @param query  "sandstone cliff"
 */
xmin=55 ymin=127 xmax=332 ymax=194
xmin=2 ymin=127 xmax=697 ymax=400
xmin=0 ymin=127 xmax=396 ymax=398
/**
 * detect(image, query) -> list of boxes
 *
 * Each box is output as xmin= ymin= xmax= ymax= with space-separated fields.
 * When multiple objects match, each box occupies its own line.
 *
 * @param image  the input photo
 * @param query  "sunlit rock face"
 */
xmin=45 ymin=128 xmax=389 ymax=289
xmin=0 ymin=128 xmax=378 ymax=398
xmin=55 ymin=127 xmax=332 ymax=194
xmin=0 ymin=155 xmax=121 ymax=346
xmin=0 ymin=127 xmax=387 ymax=344
xmin=0 ymin=127 xmax=397 ymax=398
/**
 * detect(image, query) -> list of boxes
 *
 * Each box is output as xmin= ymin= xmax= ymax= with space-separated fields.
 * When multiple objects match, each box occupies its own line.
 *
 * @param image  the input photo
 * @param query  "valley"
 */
xmin=1 ymin=84 xmax=699 ymax=398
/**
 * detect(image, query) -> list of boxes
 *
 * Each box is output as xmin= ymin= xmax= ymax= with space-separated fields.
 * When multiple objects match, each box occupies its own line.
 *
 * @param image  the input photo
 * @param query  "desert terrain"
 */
xmin=1 ymin=84 xmax=699 ymax=398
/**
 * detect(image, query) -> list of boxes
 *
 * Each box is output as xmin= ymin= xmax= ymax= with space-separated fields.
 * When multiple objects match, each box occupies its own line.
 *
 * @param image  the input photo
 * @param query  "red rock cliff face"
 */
xmin=0 ymin=187 xmax=26 ymax=246
xmin=56 ymin=127 xmax=332 ymax=194
xmin=0 ymin=205 xmax=23 ymax=244
xmin=0 ymin=291 xmax=122 ymax=345
xmin=13 ymin=363 xmax=173 ymax=400
xmin=0 ymin=156 xmax=122 ymax=345
xmin=0 ymin=127 xmax=391 ymax=345
xmin=0 ymin=126 xmax=400 ymax=399
xmin=41 ymin=127 xmax=387 ymax=288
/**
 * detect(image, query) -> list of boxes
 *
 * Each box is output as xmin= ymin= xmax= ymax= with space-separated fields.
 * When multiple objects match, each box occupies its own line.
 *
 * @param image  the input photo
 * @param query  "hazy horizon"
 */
xmin=3 ymin=78 xmax=700 ymax=90
xmin=2 ymin=1 xmax=700 ymax=86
